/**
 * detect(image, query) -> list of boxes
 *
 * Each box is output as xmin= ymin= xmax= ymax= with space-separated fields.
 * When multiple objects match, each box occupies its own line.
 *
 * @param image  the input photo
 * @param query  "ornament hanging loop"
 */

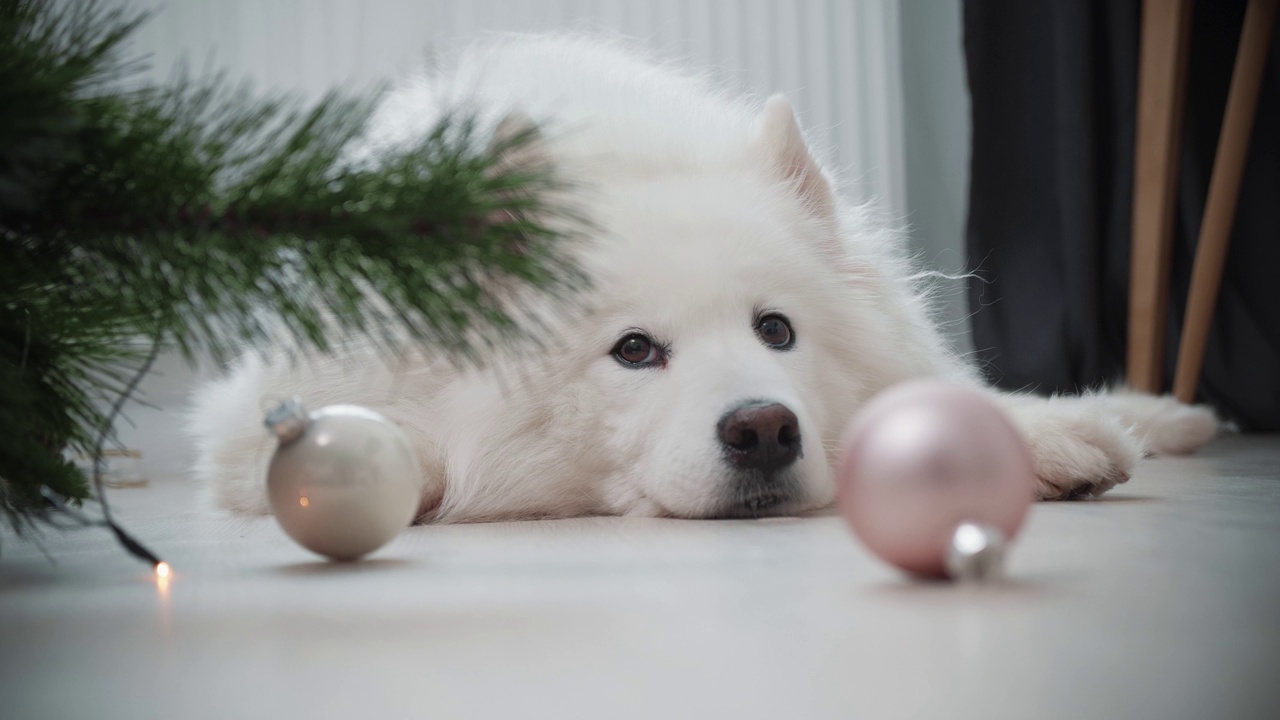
xmin=265 ymin=397 xmax=309 ymax=444
xmin=945 ymin=521 xmax=1007 ymax=582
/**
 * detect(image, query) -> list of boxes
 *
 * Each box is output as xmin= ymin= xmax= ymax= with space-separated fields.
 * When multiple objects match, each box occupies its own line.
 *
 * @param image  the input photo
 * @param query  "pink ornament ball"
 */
xmin=836 ymin=380 xmax=1037 ymax=578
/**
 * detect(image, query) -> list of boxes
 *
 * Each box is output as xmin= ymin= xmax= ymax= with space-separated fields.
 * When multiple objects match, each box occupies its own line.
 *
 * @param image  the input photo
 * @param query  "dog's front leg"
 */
xmin=989 ymin=390 xmax=1217 ymax=500
xmin=994 ymin=392 xmax=1141 ymax=500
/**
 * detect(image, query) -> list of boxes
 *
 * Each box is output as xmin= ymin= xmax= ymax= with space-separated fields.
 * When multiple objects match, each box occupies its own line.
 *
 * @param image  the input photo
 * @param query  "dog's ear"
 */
xmin=753 ymin=95 xmax=835 ymax=218
xmin=485 ymin=111 xmax=549 ymax=231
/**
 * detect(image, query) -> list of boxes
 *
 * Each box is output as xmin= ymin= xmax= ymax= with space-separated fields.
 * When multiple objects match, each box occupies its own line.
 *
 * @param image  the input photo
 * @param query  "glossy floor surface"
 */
xmin=2 ymin=435 xmax=1278 ymax=719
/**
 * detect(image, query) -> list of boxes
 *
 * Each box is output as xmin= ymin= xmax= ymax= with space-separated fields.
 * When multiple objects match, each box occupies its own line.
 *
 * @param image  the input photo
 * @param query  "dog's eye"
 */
xmin=756 ymin=314 xmax=794 ymax=349
xmin=612 ymin=333 xmax=661 ymax=367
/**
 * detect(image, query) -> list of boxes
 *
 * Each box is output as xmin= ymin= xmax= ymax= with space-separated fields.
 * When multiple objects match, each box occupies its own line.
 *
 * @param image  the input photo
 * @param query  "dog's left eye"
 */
xmin=756 ymin=314 xmax=794 ymax=349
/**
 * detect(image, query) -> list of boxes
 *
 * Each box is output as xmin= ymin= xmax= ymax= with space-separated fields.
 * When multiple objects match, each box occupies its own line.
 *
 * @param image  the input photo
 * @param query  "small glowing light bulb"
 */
xmin=155 ymin=561 xmax=171 ymax=578
xmin=299 ymin=496 xmax=310 ymax=508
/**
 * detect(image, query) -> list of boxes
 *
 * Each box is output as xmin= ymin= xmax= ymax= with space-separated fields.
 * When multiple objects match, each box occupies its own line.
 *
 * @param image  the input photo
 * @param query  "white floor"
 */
xmin=2 ymin=435 xmax=1279 ymax=720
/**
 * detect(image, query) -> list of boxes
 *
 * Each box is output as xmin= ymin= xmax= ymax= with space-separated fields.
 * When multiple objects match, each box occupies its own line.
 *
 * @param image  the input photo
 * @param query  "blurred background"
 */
xmin=109 ymin=0 xmax=973 ymax=477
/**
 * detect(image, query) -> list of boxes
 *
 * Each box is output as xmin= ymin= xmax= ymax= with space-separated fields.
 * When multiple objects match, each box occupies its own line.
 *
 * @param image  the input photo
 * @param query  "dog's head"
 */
xmin=525 ymin=96 xmax=875 ymax=518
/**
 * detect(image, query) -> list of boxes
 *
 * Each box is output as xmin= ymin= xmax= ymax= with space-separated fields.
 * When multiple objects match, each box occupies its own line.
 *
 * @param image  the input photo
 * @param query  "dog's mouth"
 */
xmin=708 ymin=473 xmax=806 ymax=519
xmin=713 ymin=494 xmax=796 ymax=519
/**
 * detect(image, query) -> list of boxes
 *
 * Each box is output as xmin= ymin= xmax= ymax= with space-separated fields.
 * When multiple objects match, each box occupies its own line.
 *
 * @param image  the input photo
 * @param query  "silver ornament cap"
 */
xmin=264 ymin=397 xmax=309 ymax=443
xmin=264 ymin=401 xmax=422 ymax=561
xmin=944 ymin=521 xmax=1007 ymax=582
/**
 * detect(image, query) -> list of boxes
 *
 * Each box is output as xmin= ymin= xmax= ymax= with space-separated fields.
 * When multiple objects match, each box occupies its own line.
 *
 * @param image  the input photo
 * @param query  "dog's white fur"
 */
xmin=188 ymin=35 xmax=1218 ymax=522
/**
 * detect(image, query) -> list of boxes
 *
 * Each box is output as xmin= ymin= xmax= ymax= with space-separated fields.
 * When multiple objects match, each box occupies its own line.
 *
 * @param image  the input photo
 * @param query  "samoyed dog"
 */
xmin=189 ymin=35 xmax=1217 ymax=523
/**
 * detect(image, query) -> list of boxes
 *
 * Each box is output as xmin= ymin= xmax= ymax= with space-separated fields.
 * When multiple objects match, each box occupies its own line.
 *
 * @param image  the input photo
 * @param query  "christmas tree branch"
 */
xmin=0 ymin=0 xmax=584 ymax=537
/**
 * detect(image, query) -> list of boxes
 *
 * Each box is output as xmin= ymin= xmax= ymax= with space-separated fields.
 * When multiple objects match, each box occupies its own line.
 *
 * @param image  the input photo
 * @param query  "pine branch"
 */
xmin=0 ymin=0 xmax=585 ymax=534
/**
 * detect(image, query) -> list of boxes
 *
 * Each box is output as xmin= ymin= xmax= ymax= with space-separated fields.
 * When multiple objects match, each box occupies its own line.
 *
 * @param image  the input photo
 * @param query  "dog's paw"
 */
xmin=999 ymin=395 xmax=1144 ymax=501
xmin=1102 ymin=391 xmax=1219 ymax=456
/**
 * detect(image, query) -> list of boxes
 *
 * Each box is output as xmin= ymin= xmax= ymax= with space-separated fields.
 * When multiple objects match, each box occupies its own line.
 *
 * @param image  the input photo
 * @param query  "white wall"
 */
xmin=900 ymin=1 xmax=973 ymax=355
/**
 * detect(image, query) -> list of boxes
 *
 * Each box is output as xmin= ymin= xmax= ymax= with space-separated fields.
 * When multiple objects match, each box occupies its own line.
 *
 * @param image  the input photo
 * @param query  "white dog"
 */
xmin=189 ymin=35 xmax=1217 ymax=523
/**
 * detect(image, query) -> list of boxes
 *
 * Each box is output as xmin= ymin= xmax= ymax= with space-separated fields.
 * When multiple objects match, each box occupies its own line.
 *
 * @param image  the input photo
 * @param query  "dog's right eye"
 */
xmin=612 ymin=334 xmax=661 ymax=367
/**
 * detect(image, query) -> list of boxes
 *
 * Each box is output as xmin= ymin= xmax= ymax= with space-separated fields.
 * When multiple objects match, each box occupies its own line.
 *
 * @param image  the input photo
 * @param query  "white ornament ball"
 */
xmin=264 ymin=399 xmax=422 ymax=561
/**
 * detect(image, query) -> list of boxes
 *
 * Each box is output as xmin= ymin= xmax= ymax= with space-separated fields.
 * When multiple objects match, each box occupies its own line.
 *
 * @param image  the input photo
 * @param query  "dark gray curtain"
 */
xmin=963 ymin=0 xmax=1280 ymax=430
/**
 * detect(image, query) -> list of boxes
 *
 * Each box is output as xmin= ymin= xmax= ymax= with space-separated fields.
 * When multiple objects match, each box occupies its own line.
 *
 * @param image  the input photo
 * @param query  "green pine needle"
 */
xmin=0 ymin=0 xmax=584 ymax=534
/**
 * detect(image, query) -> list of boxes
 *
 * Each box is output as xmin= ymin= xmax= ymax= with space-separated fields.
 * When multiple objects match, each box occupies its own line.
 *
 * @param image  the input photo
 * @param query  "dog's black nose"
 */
xmin=717 ymin=402 xmax=802 ymax=472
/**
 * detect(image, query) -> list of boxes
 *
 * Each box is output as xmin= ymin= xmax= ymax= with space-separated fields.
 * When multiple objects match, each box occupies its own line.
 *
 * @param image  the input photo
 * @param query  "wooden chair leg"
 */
xmin=1172 ymin=0 xmax=1278 ymax=403
xmin=1128 ymin=0 xmax=1194 ymax=394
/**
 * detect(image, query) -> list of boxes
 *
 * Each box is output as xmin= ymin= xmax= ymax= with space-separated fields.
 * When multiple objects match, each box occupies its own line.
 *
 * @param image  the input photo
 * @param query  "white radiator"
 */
xmin=126 ymin=0 xmax=908 ymax=214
